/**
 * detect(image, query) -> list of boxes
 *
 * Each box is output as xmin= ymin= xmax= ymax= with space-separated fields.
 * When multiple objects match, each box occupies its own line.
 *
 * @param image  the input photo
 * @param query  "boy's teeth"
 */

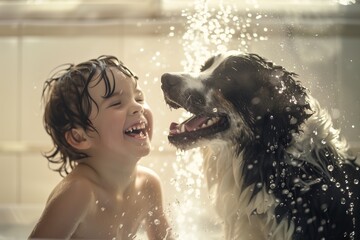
xmin=125 ymin=122 xmax=146 ymax=133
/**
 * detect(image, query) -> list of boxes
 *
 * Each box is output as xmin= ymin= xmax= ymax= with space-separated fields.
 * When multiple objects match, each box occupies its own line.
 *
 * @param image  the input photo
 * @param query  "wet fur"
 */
xmin=161 ymin=51 xmax=360 ymax=240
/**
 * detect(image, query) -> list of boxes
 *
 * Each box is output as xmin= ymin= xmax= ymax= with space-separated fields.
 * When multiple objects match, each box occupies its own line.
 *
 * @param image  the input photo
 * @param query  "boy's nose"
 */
xmin=130 ymin=102 xmax=144 ymax=115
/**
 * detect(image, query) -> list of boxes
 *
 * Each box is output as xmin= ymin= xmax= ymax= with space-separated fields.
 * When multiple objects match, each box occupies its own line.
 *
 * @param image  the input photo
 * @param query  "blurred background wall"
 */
xmin=0 ymin=0 xmax=359 ymax=238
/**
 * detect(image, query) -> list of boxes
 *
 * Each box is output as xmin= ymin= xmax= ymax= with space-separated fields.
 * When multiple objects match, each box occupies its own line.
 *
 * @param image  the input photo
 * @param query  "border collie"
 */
xmin=161 ymin=51 xmax=360 ymax=240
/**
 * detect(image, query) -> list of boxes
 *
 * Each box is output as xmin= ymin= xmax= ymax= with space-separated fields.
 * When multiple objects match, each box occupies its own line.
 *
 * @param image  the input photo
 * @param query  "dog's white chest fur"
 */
xmin=202 ymin=140 xmax=294 ymax=240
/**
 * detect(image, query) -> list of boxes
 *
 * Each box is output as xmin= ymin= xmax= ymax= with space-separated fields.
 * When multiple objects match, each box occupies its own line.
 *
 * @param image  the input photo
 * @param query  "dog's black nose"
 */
xmin=161 ymin=73 xmax=181 ymax=88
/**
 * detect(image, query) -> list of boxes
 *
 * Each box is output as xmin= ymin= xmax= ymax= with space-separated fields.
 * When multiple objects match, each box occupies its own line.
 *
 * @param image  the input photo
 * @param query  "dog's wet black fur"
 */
xmin=161 ymin=51 xmax=360 ymax=240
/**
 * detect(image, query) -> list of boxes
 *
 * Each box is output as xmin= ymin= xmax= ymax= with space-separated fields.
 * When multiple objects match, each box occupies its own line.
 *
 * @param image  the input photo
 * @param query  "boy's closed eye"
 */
xmin=136 ymin=97 xmax=145 ymax=103
xmin=107 ymin=97 xmax=143 ymax=108
xmin=108 ymin=101 xmax=122 ymax=108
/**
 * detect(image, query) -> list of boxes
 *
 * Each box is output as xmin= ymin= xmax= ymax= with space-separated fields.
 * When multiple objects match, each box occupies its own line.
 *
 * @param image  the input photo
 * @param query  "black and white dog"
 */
xmin=161 ymin=51 xmax=360 ymax=240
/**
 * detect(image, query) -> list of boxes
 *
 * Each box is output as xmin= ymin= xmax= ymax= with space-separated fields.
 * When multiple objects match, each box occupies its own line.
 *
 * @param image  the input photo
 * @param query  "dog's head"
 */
xmin=161 ymin=51 xmax=312 ymax=150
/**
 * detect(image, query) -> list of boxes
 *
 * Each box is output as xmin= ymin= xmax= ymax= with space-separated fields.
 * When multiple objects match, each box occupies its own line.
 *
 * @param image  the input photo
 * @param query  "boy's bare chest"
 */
xmin=73 ymin=189 xmax=151 ymax=239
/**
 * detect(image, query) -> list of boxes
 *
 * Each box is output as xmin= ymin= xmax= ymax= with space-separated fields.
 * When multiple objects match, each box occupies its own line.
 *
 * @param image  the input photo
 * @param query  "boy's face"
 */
xmin=86 ymin=67 xmax=153 ymax=162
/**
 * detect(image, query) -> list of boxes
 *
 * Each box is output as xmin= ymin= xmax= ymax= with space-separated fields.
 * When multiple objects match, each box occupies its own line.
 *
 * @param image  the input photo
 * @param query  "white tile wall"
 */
xmin=0 ymin=37 xmax=19 ymax=204
xmin=19 ymin=153 xmax=61 ymax=204
xmin=0 ymin=37 xmax=19 ymax=142
xmin=0 ymin=155 xmax=18 ymax=204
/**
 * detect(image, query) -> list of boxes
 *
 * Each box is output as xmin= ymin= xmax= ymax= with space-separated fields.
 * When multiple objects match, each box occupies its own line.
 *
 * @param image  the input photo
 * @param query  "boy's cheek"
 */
xmin=143 ymin=107 xmax=153 ymax=140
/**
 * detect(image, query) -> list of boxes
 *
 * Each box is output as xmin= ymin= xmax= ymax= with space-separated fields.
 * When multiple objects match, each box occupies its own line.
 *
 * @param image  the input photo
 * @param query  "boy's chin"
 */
xmin=138 ymin=141 xmax=151 ymax=155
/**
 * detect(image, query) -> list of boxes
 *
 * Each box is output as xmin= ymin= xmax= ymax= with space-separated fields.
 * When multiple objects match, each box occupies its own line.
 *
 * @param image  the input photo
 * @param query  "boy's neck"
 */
xmin=77 ymin=158 xmax=139 ymax=197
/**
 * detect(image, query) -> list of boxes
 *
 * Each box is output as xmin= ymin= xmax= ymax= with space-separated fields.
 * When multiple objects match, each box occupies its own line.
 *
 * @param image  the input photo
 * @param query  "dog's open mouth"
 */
xmin=168 ymin=112 xmax=230 ymax=145
xmin=161 ymin=76 xmax=230 ymax=146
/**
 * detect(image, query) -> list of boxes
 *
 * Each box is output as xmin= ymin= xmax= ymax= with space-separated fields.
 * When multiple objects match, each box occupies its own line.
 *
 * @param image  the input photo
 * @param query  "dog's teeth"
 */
xmin=196 ymin=117 xmax=221 ymax=129
xmin=180 ymin=124 xmax=185 ymax=133
xmin=207 ymin=119 xmax=214 ymax=126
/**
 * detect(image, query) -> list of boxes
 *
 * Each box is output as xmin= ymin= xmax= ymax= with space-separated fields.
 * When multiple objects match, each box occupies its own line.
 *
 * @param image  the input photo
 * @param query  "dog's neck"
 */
xmin=201 ymin=140 xmax=294 ymax=239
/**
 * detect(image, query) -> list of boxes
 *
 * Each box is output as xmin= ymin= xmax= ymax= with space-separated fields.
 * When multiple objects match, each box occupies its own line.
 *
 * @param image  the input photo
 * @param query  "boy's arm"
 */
xmin=143 ymin=170 xmax=174 ymax=240
xmin=28 ymin=179 xmax=93 ymax=239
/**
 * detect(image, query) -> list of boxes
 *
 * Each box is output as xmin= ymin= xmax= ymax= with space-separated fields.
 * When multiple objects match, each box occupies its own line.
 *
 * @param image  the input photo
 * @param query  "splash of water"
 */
xmin=181 ymin=0 xmax=267 ymax=72
xmin=170 ymin=0 xmax=267 ymax=238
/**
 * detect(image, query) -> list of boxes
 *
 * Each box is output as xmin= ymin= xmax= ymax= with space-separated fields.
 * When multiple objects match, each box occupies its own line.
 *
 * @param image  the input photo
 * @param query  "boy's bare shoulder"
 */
xmin=137 ymin=165 xmax=161 ymax=181
xmin=29 ymin=171 xmax=97 ymax=238
xmin=136 ymin=165 xmax=162 ymax=192
xmin=48 ymin=173 xmax=95 ymax=207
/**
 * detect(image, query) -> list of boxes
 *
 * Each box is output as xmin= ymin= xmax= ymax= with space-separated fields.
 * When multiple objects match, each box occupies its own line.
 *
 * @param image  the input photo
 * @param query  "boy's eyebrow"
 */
xmin=102 ymin=90 xmax=123 ymax=102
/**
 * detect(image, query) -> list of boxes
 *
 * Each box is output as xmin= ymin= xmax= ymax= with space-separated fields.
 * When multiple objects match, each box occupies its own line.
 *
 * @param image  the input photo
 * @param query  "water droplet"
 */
xmin=327 ymin=165 xmax=334 ymax=172
xmin=290 ymin=117 xmax=297 ymax=125
xmin=154 ymin=219 xmax=161 ymax=225
xmin=251 ymin=97 xmax=260 ymax=105
xmin=341 ymin=198 xmax=346 ymax=204
xmin=322 ymin=184 xmax=328 ymax=191
xmin=354 ymin=179 xmax=359 ymax=185
xmin=282 ymin=189 xmax=289 ymax=195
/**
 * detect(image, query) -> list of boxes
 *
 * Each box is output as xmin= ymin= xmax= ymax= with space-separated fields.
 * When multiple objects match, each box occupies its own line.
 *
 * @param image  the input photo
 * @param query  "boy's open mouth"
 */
xmin=124 ymin=122 xmax=148 ymax=139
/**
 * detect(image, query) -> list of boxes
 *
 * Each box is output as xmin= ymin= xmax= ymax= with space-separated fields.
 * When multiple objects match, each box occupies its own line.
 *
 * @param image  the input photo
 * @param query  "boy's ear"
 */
xmin=65 ymin=128 xmax=91 ymax=150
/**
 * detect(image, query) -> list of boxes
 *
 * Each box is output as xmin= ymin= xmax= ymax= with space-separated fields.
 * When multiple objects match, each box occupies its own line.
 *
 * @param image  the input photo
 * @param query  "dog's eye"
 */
xmin=200 ymin=56 xmax=215 ymax=72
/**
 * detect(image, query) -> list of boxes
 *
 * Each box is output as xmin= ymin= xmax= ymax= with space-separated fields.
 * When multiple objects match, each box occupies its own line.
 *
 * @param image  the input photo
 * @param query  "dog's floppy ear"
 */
xmin=259 ymin=71 xmax=313 ymax=149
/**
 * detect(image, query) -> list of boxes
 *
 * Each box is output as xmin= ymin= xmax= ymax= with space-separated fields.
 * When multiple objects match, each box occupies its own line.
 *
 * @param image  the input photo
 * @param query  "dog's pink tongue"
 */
xmin=170 ymin=122 xmax=179 ymax=131
xmin=169 ymin=122 xmax=180 ymax=135
xmin=169 ymin=116 xmax=209 ymax=134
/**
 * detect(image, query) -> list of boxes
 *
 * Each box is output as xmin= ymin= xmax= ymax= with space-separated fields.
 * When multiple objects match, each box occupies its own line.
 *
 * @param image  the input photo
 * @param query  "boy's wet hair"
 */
xmin=42 ymin=55 xmax=137 ymax=177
